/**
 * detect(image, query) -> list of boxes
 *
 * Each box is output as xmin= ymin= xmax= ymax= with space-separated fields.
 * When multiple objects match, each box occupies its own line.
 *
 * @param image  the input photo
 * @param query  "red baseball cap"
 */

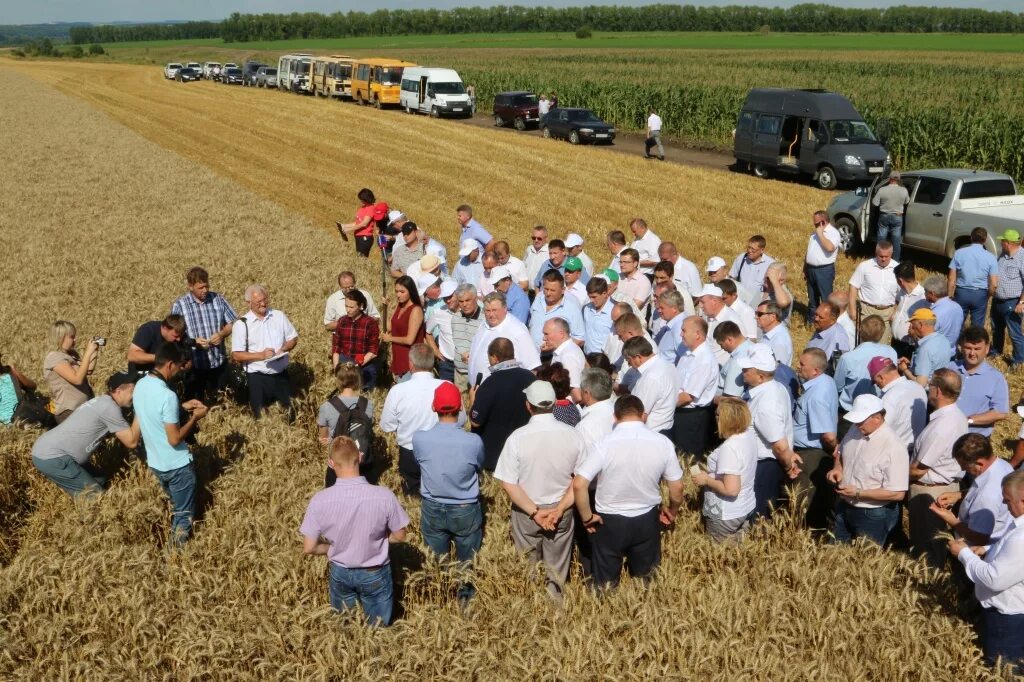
xmin=432 ymin=381 xmax=462 ymax=413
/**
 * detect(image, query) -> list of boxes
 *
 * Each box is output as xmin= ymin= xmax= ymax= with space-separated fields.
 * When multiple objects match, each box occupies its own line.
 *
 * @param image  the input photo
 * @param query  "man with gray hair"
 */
xmin=652 ymin=289 xmax=690 ymax=363
xmin=230 ymin=284 xmax=298 ymax=418
xmin=756 ymin=301 xmax=792 ymax=366
xmin=451 ymin=284 xmax=482 ymax=391
xmin=468 ymin=291 xmax=540 ymax=384
xmin=577 ymin=368 xmax=615 ymax=449
xmin=923 ymin=274 xmax=965 ymax=348
xmin=871 ymin=172 xmax=910 ymax=261
xmin=544 ymin=318 xmax=586 ymax=402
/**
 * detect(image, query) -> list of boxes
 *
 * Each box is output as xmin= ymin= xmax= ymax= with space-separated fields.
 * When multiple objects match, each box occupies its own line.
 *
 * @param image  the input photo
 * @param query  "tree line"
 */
xmin=70 ymin=4 xmax=1024 ymax=44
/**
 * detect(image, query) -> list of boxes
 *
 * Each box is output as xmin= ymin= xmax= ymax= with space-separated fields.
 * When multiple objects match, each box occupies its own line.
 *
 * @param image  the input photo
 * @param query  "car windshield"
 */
xmin=568 ymin=110 xmax=602 ymax=123
xmin=187 ymin=63 xmax=200 ymax=68
xmin=379 ymin=67 xmax=404 ymax=85
xmin=168 ymin=64 xmax=182 ymax=68
xmin=297 ymin=61 xmax=311 ymax=75
xmin=180 ymin=68 xmax=196 ymax=74
xmin=512 ymin=94 xmax=538 ymax=106
xmin=431 ymin=82 xmax=465 ymax=95
xmin=226 ymin=69 xmax=241 ymax=75
xmin=208 ymin=63 xmax=220 ymax=68
xmin=265 ymin=68 xmax=277 ymax=75
xmin=826 ymin=120 xmax=877 ymax=144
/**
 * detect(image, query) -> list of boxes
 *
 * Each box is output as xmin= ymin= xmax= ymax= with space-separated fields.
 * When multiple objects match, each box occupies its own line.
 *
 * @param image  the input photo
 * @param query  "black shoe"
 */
xmin=644 ymin=153 xmax=652 ymax=159
xmin=658 ymin=155 xmax=665 ymax=161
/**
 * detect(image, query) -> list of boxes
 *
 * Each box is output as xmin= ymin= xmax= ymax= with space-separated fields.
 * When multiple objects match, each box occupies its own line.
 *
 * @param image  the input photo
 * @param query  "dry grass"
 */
xmin=0 ymin=61 xmax=1018 ymax=679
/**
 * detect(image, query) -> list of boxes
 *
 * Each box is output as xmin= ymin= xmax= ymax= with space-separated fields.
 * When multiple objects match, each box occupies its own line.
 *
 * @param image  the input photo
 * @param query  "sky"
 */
xmin=2 ymin=0 xmax=1019 ymax=26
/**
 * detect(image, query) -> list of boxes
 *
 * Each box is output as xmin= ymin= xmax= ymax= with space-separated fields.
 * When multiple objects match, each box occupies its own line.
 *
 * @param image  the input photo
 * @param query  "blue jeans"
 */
xmin=33 ymin=455 xmax=104 ymax=497
xmin=804 ymin=263 xmax=835 ymax=323
xmin=420 ymin=498 xmax=483 ymax=601
xmin=876 ymin=213 xmax=903 ymax=262
xmin=151 ymin=464 xmax=196 ymax=547
xmin=981 ymin=607 xmax=1024 ymax=672
xmin=955 ymin=287 xmax=990 ymax=329
xmin=991 ymin=298 xmax=1024 ymax=364
xmin=328 ymin=562 xmax=394 ymax=626
xmin=437 ymin=358 xmax=455 ymax=382
xmin=831 ymin=501 xmax=898 ymax=546
xmin=753 ymin=458 xmax=783 ymax=519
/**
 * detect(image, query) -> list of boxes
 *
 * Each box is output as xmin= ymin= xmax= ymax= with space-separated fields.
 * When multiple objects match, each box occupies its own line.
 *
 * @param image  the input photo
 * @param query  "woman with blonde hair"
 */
xmin=693 ymin=397 xmax=758 ymax=542
xmin=43 ymin=320 xmax=98 ymax=423
xmin=317 ymin=362 xmax=375 ymax=487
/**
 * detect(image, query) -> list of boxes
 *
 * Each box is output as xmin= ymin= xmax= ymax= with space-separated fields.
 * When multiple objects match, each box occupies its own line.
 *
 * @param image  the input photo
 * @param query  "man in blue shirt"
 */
xmin=133 ymin=344 xmax=209 ymax=547
xmin=900 ymin=308 xmax=953 ymax=387
xmin=456 ymin=204 xmax=493 ymax=251
xmin=806 ymin=301 xmax=850 ymax=362
xmin=583 ymin=277 xmax=615 ymax=354
xmin=833 ymin=315 xmax=898 ymax=411
xmin=454 ymin=239 xmax=485 ymax=286
xmin=529 ymin=270 xmax=584 ymax=348
xmin=490 ymin=266 xmax=530 ymax=325
xmin=412 ymin=382 xmax=486 ymax=604
xmin=951 ymin=327 xmax=1009 ymax=437
xmin=531 ymin=239 xmax=590 ymax=289
xmin=793 ymin=347 xmax=839 ymax=532
xmin=924 ymin=274 xmax=965 ymax=349
xmin=949 ymin=227 xmax=999 ymax=329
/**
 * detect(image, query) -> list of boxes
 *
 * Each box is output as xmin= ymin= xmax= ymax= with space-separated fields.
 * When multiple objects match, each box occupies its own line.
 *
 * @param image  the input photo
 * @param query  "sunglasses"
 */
xmin=814 ymin=221 xmax=827 ymax=227
xmin=755 ymin=311 xmax=774 ymax=317
xmin=532 ymin=236 xmax=546 ymax=242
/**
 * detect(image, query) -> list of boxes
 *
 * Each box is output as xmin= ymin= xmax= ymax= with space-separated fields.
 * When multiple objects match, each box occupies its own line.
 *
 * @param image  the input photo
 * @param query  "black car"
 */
xmin=221 ymin=68 xmax=244 ymax=85
xmin=175 ymin=68 xmax=199 ymax=83
xmin=493 ymin=91 xmax=540 ymax=130
xmin=242 ymin=61 xmax=266 ymax=87
xmin=541 ymin=108 xmax=616 ymax=145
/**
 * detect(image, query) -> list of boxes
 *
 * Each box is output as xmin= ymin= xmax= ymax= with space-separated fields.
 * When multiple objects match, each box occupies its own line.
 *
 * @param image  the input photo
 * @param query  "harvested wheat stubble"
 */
xmin=0 ymin=64 xmax=1016 ymax=679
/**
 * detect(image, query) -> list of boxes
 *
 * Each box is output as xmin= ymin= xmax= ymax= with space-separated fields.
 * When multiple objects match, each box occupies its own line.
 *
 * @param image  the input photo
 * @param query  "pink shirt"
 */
xmin=618 ymin=271 xmax=652 ymax=308
xmin=300 ymin=477 xmax=409 ymax=568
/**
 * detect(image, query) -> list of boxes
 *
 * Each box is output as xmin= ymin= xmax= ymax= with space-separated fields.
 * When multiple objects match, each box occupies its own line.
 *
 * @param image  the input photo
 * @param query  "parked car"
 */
xmin=255 ymin=66 xmax=278 ymax=88
xmin=163 ymin=63 xmax=183 ymax=80
xmin=541 ymin=108 xmax=616 ymax=145
xmin=399 ymin=67 xmax=472 ymax=117
xmin=242 ymin=61 xmax=265 ymax=87
xmin=176 ymin=68 xmax=200 ymax=82
xmin=221 ymin=68 xmax=244 ymax=85
xmin=202 ymin=62 xmax=222 ymax=80
xmin=185 ymin=62 xmax=202 ymax=77
xmin=224 ymin=63 xmax=239 ymax=70
xmin=733 ymin=88 xmax=890 ymax=190
xmin=493 ymin=91 xmax=540 ymax=130
xmin=828 ymin=169 xmax=1024 ymax=254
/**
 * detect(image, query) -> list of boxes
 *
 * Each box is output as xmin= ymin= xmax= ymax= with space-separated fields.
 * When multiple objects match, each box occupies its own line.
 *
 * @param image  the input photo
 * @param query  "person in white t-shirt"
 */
xmin=644 ymin=107 xmax=664 ymax=161
xmin=693 ymin=397 xmax=758 ymax=543
xmin=804 ymin=210 xmax=841 ymax=324
xmin=628 ymin=218 xmax=663 ymax=277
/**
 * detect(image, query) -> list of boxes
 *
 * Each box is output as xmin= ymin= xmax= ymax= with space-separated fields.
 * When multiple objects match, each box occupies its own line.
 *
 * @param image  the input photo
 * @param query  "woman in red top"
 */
xmin=381 ymin=275 xmax=424 ymax=380
xmin=331 ymin=290 xmax=380 ymax=388
xmin=337 ymin=188 xmax=380 ymax=257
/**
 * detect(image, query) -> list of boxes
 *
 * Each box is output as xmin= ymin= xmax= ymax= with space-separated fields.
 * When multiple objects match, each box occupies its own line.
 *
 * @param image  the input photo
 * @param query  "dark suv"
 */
xmin=242 ymin=61 xmax=266 ymax=87
xmin=493 ymin=91 xmax=540 ymax=131
xmin=542 ymin=108 xmax=616 ymax=145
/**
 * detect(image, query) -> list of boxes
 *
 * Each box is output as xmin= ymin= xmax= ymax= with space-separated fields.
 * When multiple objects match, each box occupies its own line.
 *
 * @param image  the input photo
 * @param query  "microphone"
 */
xmin=475 ymin=372 xmax=483 ymax=388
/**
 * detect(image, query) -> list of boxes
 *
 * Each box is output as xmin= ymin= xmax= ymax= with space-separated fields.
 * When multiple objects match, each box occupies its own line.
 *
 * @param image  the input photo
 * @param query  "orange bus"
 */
xmin=351 ymin=58 xmax=417 ymax=108
xmin=311 ymin=55 xmax=355 ymax=99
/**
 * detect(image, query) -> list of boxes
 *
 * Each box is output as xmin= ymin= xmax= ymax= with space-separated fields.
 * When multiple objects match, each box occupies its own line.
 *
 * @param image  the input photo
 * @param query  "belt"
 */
xmin=859 ymin=302 xmax=895 ymax=310
xmin=995 ymin=296 xmax=1022 ymax=303
xmin=912 ymin=481 xmax=957 ymax=488
xmin=805 ymin=262 xmax=835 ymax=269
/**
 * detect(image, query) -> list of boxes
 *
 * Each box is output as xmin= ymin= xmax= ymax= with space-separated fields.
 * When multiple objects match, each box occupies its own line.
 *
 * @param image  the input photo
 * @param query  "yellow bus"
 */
xmin=351 ymin=58 xmax=417 ymax=108
xmin=310 ymin=55 xmax=355 ymax=99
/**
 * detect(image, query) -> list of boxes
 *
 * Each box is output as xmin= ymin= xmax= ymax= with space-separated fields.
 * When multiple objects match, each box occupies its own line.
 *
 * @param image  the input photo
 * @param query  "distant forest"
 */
xmin=69 ymin=4 xmax=1024 ymax=44
xmin=0 ymin=23 xmax=89 ymax=46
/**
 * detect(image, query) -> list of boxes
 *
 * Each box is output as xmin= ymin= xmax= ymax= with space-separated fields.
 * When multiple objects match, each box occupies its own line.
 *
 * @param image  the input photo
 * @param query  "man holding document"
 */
xmin=231 ymin=284 xmax=299 ymax=418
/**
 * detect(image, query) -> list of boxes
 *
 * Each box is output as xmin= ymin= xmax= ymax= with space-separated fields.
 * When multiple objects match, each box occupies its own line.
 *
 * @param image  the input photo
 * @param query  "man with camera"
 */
xmin=127 ymin=314 xmax=188 ymax=374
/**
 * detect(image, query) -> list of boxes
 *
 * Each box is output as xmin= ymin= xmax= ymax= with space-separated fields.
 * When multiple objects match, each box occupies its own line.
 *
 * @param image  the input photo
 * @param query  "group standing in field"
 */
xmin=10 ymin=181 xmax=1024 ymax=671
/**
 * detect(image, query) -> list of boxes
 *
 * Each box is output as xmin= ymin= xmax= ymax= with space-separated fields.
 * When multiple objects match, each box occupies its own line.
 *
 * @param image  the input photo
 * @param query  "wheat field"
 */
xmin=0 ymin=60 xmax=1018 ymax=679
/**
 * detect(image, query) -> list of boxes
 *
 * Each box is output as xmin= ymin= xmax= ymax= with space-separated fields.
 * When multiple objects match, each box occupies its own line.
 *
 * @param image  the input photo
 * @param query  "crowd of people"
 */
xmin=10 ymin=189 xmax=1024 ymax=670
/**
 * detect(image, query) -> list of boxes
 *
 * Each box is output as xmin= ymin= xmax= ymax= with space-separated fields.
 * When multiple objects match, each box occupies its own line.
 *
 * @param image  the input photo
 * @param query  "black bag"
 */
xmin=644 ymin=136 xmax=656 ymax=152
xmin=225 ymin=319 xmax=249 ymax=403
xmin=10 ymin=379 xmax=56 ymax=429
xmin=329 ymin=395 xmax=373 ymax=466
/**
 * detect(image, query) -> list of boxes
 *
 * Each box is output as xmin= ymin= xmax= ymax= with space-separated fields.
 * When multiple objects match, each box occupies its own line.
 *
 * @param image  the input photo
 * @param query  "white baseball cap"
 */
xmin=387 ymin=209 xmax=406 ymax=226
xmin=487 ymin=266 xmax=512 ymax=285
xmin=417 ymin=273 xmax=439 ymax=296
xmin=459 ymin=238 xmax=482 ymax=257
xmin=706 ymin=256 xmax=727 ymax=272
xmin=844 ymin=394 xmax=885 ymax=424
xmin=439 ymin=278 xmax=458 ymax=299
xmin=564 ymin=233 xmax=584 ymax=248
xmin=737 ymin=344 xmax=776 ymax=372
xmin=698 ymin=284 xmax=724 ymax=298
xmin=523 ymin=380 xmax=556 ymax=407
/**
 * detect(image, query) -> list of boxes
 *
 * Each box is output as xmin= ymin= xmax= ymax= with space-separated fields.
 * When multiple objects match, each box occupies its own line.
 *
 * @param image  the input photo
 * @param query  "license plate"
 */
xmin=595 ymin=134 xmax=609 ymax=138
xmin=868 ymin=166 xmax=883 ymax=173
xmin=452 ymin=108 xmax=463 ymax=112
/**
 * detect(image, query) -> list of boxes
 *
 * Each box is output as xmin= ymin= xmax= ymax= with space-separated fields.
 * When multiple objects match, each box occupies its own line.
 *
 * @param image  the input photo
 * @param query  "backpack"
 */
xmin=329 ymin=396 xmax=373 ymax=465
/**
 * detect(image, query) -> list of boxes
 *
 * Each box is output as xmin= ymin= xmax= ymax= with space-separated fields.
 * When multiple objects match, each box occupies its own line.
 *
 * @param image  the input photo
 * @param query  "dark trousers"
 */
xmin=981 ymin=607 xmax=1024 ymax=672
xmin=804 ymin=263 xmax=835 ymax=323
xmin=398 ymin=446 xmax=421 ymax=496
xmin=247 ymin=372 xmax=292 ymax=419
xmin=354 ymin=235 xmax=374 ymax=257
xmin=753 ymin=458 xmax=784 ymax=520
xmin=671 ymin=405 xmax=714 ymax=459
xmin=573 ymin=489 xmax=597 ymax=578
xmin=437 ymin=358 xmax=455 ymax=382
xmin=590 ymin=507 xmax=662 ymax=589
xmin=336 ymin=353 xmax=378 ymax=389
xmin=792 ymin=448 xmax=835 ymax=531
xmin=183 ymin=364 xmax=227 ymax=403
xmin=955 ymin=287 xmax=990 ymax=329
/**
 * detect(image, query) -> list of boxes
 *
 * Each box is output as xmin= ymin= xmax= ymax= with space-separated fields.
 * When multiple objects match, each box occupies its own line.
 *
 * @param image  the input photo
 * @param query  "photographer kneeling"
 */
xmin=31 ymin=371 xmax=141 ymax=497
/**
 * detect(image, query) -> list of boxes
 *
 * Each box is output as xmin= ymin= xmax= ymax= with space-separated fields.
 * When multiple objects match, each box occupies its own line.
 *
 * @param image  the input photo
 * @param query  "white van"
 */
xmin=277 ymin=54 xmax=313 ymax=93
xmin=399 ymin=67 xmax=472 ymax=118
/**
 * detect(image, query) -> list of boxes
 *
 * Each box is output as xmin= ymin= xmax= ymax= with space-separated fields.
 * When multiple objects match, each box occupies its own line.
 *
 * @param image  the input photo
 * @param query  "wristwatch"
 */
xmin=967 ymin=418 xmax=975 ymax=426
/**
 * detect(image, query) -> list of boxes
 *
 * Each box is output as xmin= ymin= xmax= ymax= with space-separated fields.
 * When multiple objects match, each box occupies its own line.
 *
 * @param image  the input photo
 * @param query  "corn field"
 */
xmin=1 ymin=60 xmax=1022 ymax=679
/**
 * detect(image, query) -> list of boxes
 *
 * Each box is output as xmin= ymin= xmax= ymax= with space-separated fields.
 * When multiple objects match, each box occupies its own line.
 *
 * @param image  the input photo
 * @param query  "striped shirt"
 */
xmin=172 ymin=292 xmax=237 ymax=369
xmin=996 ymin=248 xmax=1024 ymax=300
xmin=451 ymin=306 xmax=482 ymax=374
xmin=299 ymin=477 xmax=409 ymax=568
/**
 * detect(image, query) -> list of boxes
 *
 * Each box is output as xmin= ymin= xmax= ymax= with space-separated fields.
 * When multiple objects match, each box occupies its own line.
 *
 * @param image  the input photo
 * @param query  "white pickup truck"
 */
xmin=827 ymin=169 xmax=1024 ymax=256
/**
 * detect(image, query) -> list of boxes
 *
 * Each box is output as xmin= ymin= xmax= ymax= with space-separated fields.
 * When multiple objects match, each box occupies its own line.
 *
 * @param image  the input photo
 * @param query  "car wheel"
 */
xmin=834 ymin=216 xmax=861 ymax=254
xmin=569 ymin=130 xmax=580 ymax=145
xmin=494 ymin=114 xmax=504 ymax=127
xmin=374 ymin=96 xmax=383 ymax=110
xmin=816 ymin=165 xmax=838 ymax=190
xmin=733 ymin=159 xmax=749 ymax=173
xmin=752 ymin=163 xmax=770 ymax=179
xmin=430 ymin=106 xmax=440 ymax=118
xmin=513 ymin=117 xmax=527 ymax=131
xmin=542 ymin=127 xmax=551 ymax=139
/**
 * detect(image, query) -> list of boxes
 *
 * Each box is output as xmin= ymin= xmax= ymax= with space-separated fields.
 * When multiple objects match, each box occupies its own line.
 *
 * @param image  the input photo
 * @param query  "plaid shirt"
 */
xmin=332 ymin=314 xmax=380 ymax=359
xmin=172 ymin=291 xmax=237 ymax=369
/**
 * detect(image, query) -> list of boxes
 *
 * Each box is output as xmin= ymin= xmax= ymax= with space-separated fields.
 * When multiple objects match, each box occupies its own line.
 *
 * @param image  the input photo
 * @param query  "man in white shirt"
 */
xmin=892 ymin=261 xmax=927 ymax=356
xmin=658 ymin=241 xmax=703 ymax=299
xmin=544 ymin=318 xmax=586 ymax=403
xmin=380 ymin=344 xmax=465 ymax=496
xmin=563 ymin=257 xmax=589 ymax=308
xmin=714 ymin=322 xmax=754 ymax=399
xmin=493 ymin=240 xmax=529 ymax=290
xmin=564 ymin=232 xmax=594 ymax=276
xmin=425 ymin=280 xmax=459 ymax=382
xmin=830 ymin=291 xmax=857 ymax=349
xmin=468 ymin=292 xmax=541 ymax=384
xmin=606 ymin=309 xmax=652 ymax=391
xmin=606 ymin=230 xmax=628 ymax=273
xmin=756 ymin=301 xmax=793 ymax=366
xmin=708 ymin=256 xmax=761 ymax=308
xmin=230 ymin=284 xmax=298 ymax=419
xmin=475 ymin=251 xmax=499 ymax=298
xmin=576 ymin=368 xmax=615 ymax=450
xmin=623 ymin=336 xmax=678 ymax=436
xmin=643 ymin=107 xmax=665 ymax=161
xmin=628 ymin=218 xmax=662 ymax=277
xmin=948 ymin=467 xmax=1024 ymax=670
xmin=804 ymin=211 xmax=841 ymax=324
xmin=741 ymin=345 xmax=799 ymax=519
xmin=719 ymin=279 xmax=757 ymax=340
xmin=494 ymin=380 xmax=586 ymax=599
xmin=697 ymin=283 xmax=741 ymax=365
xmin=729 ymin=235 xmax=775 ymax=297
xmin=908 ymin=368 xmax=968 ymax=568
xmin=323 ymin=271 xmax=380 ymax=332
xmin=574 ymin=395 xmax=684 ymax=588
xmin=674 ymin=316 xmax=718 ymax=457
xmin=848 ymin=240 xmax=900 ymax=344
xmin=933 ymin=433 xmax=1015 ymax=547
xmin=522 ymin=226 xmax=549 ymax=292
xmin=870 ymin=356 xmax=927 ymax=451
xmin=827 ymin=394 xmax=908 ymax=546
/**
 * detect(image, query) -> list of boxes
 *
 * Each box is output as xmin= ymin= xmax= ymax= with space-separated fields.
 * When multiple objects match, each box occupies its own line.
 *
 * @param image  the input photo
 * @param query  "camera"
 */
xmin=183 ymin=338 xmax=200 ymax=351
xmin=92 ymin=336 xmax=106 ymax=347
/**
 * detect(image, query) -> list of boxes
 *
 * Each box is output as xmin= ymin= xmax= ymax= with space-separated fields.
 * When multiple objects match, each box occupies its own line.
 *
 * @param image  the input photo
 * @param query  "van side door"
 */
xmin=753 ymin=114 xmax=782 ymax=165
xmin=799 ymin=120 xmax=827 ymax=173
xmin=733 ymin=111 xmax=754 ymax=161
xmin=904 ymin=175 xmax=952 ymax=254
